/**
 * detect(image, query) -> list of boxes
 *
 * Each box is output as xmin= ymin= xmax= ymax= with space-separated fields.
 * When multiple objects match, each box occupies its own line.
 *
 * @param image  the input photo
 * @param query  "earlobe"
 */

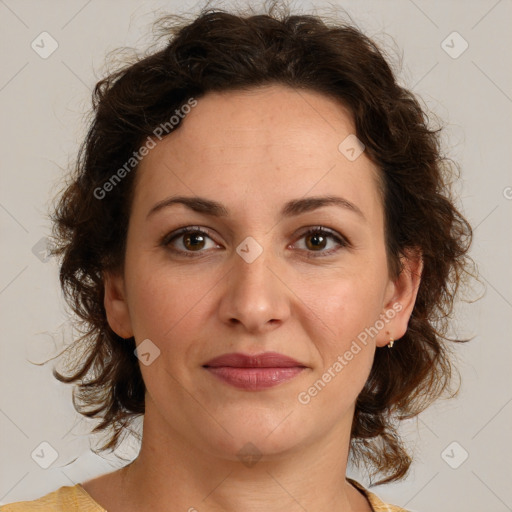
xmin=103 ymin=271 xmax=134 ymax=339
xmin=376 ymin=248 xmax=423 ymax=348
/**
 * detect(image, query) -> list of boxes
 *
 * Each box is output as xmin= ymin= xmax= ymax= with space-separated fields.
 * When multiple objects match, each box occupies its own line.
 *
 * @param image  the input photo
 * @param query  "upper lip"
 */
xmin=203 ymin=352 xmax=307 ymax=368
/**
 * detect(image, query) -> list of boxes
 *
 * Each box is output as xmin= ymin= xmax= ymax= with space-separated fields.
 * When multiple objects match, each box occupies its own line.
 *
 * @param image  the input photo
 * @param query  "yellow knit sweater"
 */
xmin=1 ymin=478 xmax=409 ymax=511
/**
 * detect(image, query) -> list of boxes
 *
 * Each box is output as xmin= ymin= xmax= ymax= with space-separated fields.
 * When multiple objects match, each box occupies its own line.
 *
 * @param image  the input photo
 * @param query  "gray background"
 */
xmin=1 ymin=0 xmax=511 ymax=510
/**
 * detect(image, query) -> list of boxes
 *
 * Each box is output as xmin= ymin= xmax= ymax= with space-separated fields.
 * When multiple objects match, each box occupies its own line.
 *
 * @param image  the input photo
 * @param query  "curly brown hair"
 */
xmin=48 ymin=1 xmax=474 ymax=486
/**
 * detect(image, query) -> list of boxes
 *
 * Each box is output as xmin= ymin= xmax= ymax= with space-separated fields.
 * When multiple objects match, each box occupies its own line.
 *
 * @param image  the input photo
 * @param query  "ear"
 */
xmin=103 ymin=270 xmax=134 ymax=339
xmin=375 ymin=248 xmax=423 ymax=348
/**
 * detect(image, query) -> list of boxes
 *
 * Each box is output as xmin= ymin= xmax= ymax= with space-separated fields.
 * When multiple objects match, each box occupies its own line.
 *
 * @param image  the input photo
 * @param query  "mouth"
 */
xmin=203 ymin=352 xmax=308 ymax=391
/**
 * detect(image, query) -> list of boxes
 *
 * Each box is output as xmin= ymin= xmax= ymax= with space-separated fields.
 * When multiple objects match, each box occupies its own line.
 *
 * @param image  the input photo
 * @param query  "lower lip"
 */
xmin=204 ymin=367 xmax=305 ymax=390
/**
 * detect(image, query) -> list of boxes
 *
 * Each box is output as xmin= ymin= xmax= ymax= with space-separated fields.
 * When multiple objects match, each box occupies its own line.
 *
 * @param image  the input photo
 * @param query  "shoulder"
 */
xmin=347 ymin=478 xmax=411 ymax=512
xmin=0 ymin=484 xmax=106 ymax=512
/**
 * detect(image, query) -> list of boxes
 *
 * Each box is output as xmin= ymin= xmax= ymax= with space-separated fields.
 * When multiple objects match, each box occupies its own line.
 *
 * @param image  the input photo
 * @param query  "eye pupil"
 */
xmin=184 ymin=233 xmax=206 ymax=251
xmin=306 ymin=232 xmax=327 ymax=251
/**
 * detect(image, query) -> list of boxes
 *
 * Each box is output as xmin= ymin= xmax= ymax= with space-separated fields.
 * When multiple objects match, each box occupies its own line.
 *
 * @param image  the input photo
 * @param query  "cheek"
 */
xmin=296 ymin=277 xmax=383 ymax=411
xmin=298 ymin=269 xmax=385 ymax=380
xmin=125 ymin=260 xmax=211 ymax=341
xmin=305 ymin=270 xmax=386 ymax=340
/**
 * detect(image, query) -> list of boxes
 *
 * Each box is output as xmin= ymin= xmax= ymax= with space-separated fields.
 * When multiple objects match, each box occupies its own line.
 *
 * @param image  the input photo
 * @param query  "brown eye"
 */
xmin=182 ymin=232 xmax=207 ymax=251
xmin=162 ymin=225 xmax=348 ymax=259
xmin=163 ymin=227 xmax=218 ymax=257
xmin=305 ymin=231 xmax=328 ymax=251
xmin=295 ymin=227 xmax=348 ymax=258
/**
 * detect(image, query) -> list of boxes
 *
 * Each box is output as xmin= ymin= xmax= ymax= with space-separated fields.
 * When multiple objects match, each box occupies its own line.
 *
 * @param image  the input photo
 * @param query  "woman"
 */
xmin=2 ymin=2 xmax=473 ymax=511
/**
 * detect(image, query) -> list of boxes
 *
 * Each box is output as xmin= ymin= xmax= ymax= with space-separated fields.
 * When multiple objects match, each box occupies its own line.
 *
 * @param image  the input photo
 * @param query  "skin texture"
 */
xmin=82 ymin=84 xmax=422 ymax=512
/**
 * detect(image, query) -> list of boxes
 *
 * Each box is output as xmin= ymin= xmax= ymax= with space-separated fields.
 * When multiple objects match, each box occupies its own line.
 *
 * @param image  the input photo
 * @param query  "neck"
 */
xmin=116 ymin=404 xmax=367 ymax=512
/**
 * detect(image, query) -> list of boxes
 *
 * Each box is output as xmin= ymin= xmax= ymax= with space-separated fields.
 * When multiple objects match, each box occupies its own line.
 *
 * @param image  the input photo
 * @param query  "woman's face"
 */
xmin=105 ymin=84 xmax=420 ymax=462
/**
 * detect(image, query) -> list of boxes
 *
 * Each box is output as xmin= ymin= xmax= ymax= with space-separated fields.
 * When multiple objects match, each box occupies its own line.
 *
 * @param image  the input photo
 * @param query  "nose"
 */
xmin=217 ymin=244 xmax=291 ymax=334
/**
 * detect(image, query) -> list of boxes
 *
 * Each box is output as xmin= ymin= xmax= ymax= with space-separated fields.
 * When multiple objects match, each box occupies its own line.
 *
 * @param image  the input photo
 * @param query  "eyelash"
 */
xmin=161 ymin=226 xmax=350 ymax=259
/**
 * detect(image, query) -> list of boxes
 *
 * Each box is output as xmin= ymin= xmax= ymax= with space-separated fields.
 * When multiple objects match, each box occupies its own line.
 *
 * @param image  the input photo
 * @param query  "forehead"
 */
xmin=133 ymin=84 xmax=383 ymax=223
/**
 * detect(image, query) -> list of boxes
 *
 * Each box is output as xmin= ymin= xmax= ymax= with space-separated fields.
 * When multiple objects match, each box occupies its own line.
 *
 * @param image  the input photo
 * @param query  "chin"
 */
xmin=193 ymin=408 xmax=317 ymax=463
xmin=206 ymin=430 xmax=307 ymax=465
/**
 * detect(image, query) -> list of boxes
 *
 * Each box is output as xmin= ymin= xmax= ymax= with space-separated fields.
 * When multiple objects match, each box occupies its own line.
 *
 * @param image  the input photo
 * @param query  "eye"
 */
xmin=161 ymin=225 xmax=349 ymax=258
xmin=162 ymin=226 xmax=219 ymax=257
xmin=292 ymin=226 xmax=349 ymax=258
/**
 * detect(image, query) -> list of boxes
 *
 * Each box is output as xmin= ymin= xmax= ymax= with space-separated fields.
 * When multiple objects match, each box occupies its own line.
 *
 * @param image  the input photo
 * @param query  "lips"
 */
xmin=203 ymin=352 xmax=307 ymax=390
xmin=203 ymin=352 xmax=306 ymax=368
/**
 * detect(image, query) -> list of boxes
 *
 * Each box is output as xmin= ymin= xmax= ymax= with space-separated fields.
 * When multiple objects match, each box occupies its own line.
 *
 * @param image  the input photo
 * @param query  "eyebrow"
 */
xmin=146 ymin=195 xmax=366 ymax=221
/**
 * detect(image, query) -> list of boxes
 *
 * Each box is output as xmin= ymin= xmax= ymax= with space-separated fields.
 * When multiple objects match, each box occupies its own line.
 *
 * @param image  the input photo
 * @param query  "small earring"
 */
xmin=388 ymin=338 xmax=394 ymax=348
